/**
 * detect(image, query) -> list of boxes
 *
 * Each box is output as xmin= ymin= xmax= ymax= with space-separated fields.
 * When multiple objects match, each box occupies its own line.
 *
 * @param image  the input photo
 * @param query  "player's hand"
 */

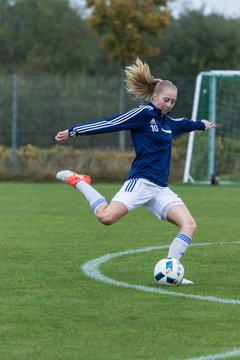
xmin=55 ymin=130 xmax=69 ymax=142
xmin=201 ymin=119 xmax=216 ymax=131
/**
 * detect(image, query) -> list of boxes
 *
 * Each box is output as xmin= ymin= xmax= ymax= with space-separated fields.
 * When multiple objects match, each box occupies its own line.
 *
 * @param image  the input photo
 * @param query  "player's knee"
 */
xmin=95 ymin=205 xmax=115 ymax=225
xmin=96 ymin=213 xmax=115 ymax=226
xmin=95 ymin=203 xmax=127 ymax=225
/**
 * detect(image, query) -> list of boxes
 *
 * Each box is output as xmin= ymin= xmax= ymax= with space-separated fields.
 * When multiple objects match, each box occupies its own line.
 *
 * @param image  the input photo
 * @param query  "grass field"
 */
xmin=1 ymin=182 xmax=240 ymax=360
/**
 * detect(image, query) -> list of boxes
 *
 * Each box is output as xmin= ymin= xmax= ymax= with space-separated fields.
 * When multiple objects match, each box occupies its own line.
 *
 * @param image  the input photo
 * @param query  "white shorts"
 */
xmin=111 ymin=178 xmax=184 ymax=220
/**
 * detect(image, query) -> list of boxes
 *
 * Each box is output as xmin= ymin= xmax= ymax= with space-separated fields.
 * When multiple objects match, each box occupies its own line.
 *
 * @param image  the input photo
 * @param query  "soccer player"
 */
xmin=55 ymin=58 xmax=215 ymax=284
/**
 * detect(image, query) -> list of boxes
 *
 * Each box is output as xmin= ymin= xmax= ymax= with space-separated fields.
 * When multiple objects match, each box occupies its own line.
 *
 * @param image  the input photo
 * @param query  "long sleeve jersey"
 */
xmin=68 ymin=102 xmax=205 ymax=187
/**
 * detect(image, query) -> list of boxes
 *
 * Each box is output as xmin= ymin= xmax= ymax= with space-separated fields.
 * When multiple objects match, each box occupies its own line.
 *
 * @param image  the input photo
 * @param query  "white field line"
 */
xmin=186 ymin=347 xmax=240 ymax=360
xmin=81 ymin=241 xmax=240 ymax=305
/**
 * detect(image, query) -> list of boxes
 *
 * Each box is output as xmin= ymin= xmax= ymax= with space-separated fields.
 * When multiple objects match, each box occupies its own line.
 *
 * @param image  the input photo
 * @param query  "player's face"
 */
xmin=152 ymin=89 xmax=177 ymax=115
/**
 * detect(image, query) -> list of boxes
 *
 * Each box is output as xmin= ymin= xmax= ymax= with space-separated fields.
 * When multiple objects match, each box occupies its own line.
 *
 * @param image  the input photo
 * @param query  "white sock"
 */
xmin=167 ymin=233 xmax=192 ymax=260
xmin=75 ymin=181 xmax=107 ymax=214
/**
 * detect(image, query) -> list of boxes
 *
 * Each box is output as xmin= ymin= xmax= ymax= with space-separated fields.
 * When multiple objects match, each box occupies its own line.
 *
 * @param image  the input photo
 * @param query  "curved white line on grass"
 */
xmin=81 ymin=241 xmax=240 ymax=305
xmin=186 ymin=347 xmax=240 ymax=359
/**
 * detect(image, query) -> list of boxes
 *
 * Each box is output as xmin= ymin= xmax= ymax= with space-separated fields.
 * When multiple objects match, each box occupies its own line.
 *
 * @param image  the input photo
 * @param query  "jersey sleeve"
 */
xmin=168 ymin=117 xmax=206 ymax=137
xmin=68 ymin=106 xmax=146 ymax=137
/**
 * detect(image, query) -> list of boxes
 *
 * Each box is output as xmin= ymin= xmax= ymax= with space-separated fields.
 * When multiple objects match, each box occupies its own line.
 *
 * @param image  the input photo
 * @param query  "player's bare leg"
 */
xmin=166 ymin=204 xmax=196 ymax=285
xmin=95 ymin=201 xmax=128 ymax=225
xmin=166 ymin=204 xmax=197 ymax=238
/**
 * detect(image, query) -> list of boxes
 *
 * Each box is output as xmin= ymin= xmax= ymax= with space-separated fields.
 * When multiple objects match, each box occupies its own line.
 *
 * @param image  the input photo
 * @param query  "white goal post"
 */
xmin=183 ymin=70 xmax=240 ymax=184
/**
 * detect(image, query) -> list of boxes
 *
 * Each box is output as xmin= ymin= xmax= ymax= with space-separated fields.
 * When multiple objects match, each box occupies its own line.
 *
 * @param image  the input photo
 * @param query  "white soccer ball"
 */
xmin=154 ymin=258 xmax=184 ymax=286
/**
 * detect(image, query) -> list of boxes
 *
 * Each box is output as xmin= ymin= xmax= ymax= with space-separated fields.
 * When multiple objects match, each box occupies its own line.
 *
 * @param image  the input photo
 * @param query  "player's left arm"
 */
xmin=169 ymin=116 xmax=215 ymax=137
xmin=200 ymin=119 xmax=216 ymax=131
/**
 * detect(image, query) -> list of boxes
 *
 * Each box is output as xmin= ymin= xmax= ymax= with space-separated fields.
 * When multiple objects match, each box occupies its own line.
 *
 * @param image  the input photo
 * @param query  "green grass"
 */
xmin=0 ymin=182 xmax=240 ymax=360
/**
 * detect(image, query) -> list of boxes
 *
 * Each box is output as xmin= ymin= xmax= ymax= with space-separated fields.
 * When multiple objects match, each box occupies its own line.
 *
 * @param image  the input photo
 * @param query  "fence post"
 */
xmin=119 ymin=67 xmax=126 ymax=151
xmin=11 ymin=74 xmax=17 ymax=173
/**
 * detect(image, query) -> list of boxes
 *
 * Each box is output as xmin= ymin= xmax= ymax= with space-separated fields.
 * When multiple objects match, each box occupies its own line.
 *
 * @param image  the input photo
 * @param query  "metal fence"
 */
xmin=0 ymin=74 xmax=196 ymax=151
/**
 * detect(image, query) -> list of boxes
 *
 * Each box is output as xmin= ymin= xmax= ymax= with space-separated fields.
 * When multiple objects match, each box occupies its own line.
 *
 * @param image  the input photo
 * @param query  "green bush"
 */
xmin=0 ymin=142 xmax=187 ymax=182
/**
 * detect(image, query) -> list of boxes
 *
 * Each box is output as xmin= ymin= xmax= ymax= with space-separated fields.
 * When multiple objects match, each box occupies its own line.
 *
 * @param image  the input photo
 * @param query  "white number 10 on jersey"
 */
xmin=151 ymin=124 xmax=159 ymax=132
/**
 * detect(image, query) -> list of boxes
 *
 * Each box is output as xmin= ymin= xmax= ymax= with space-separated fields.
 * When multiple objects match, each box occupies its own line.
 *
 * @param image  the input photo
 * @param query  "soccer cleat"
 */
xmin=181 ymin=278 xmax=194 ymax=285
xmin=56 ymin=170 xmax=91 ymax=188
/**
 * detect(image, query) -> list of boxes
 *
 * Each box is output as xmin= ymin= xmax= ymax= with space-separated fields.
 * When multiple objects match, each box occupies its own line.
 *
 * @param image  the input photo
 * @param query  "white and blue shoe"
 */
xmin=181 ymin=278 xmax=194 ymax=285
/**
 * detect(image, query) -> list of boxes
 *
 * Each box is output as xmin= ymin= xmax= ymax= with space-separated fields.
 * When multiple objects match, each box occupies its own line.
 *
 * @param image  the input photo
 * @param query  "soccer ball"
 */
xmin=154 ymin=258 xmax=184 ymax=286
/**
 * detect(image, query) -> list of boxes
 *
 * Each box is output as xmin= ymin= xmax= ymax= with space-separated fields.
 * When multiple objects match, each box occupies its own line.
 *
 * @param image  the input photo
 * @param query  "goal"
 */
xmin=183 ymin=70 xmax=240 ymax=184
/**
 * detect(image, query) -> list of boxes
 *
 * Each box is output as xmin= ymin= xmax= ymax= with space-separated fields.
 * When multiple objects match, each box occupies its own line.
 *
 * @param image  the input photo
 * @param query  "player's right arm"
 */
xmin=55 ymin=130 xmax=69 ymax=142
xmin=55 ymin=106 xmax=147 ymax=142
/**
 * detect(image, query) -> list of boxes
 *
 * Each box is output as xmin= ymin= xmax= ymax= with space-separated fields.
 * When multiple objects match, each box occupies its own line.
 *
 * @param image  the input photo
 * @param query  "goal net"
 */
xmin=183 ymin=71 xmax=240 ymax=184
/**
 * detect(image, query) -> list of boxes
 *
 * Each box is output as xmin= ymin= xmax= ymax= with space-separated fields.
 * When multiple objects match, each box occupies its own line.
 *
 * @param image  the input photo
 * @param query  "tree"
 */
xmin=86 ymin=0 xmax=170 ymax=66
xmin=0 ymin=0 xmax=101 ymax=74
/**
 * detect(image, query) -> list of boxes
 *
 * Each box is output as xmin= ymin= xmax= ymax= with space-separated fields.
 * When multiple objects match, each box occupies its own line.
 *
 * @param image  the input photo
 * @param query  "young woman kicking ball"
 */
xmin=55 ymin=58 xmax=215 ymax=284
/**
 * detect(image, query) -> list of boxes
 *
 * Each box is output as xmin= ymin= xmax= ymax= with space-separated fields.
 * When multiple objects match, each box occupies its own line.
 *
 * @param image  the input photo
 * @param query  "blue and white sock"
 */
xmin=75 ymin=181 xmax=107 ymax=214
xmin=167 ymin=233 xmax=192 ymax=260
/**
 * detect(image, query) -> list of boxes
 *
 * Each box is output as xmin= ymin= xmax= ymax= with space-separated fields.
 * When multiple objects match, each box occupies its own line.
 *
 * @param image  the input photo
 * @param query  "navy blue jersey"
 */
xmin=68 ymin=102 xmax=205 ymax=187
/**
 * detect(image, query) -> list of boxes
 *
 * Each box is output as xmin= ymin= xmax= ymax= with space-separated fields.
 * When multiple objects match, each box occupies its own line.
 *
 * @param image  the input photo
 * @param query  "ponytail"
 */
xmin=125 ymin=58 xmax=177 ymax=101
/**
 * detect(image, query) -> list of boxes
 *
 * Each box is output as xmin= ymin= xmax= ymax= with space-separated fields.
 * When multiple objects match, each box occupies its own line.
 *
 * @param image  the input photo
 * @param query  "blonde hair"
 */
xmin=125 ymin=58 xmax=177 ymax=101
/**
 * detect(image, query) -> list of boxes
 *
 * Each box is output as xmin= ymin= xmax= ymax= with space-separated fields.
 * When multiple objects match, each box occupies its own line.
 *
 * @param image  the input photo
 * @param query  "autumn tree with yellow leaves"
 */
xmin=86 ymin=0 xmax=171 ymax=66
